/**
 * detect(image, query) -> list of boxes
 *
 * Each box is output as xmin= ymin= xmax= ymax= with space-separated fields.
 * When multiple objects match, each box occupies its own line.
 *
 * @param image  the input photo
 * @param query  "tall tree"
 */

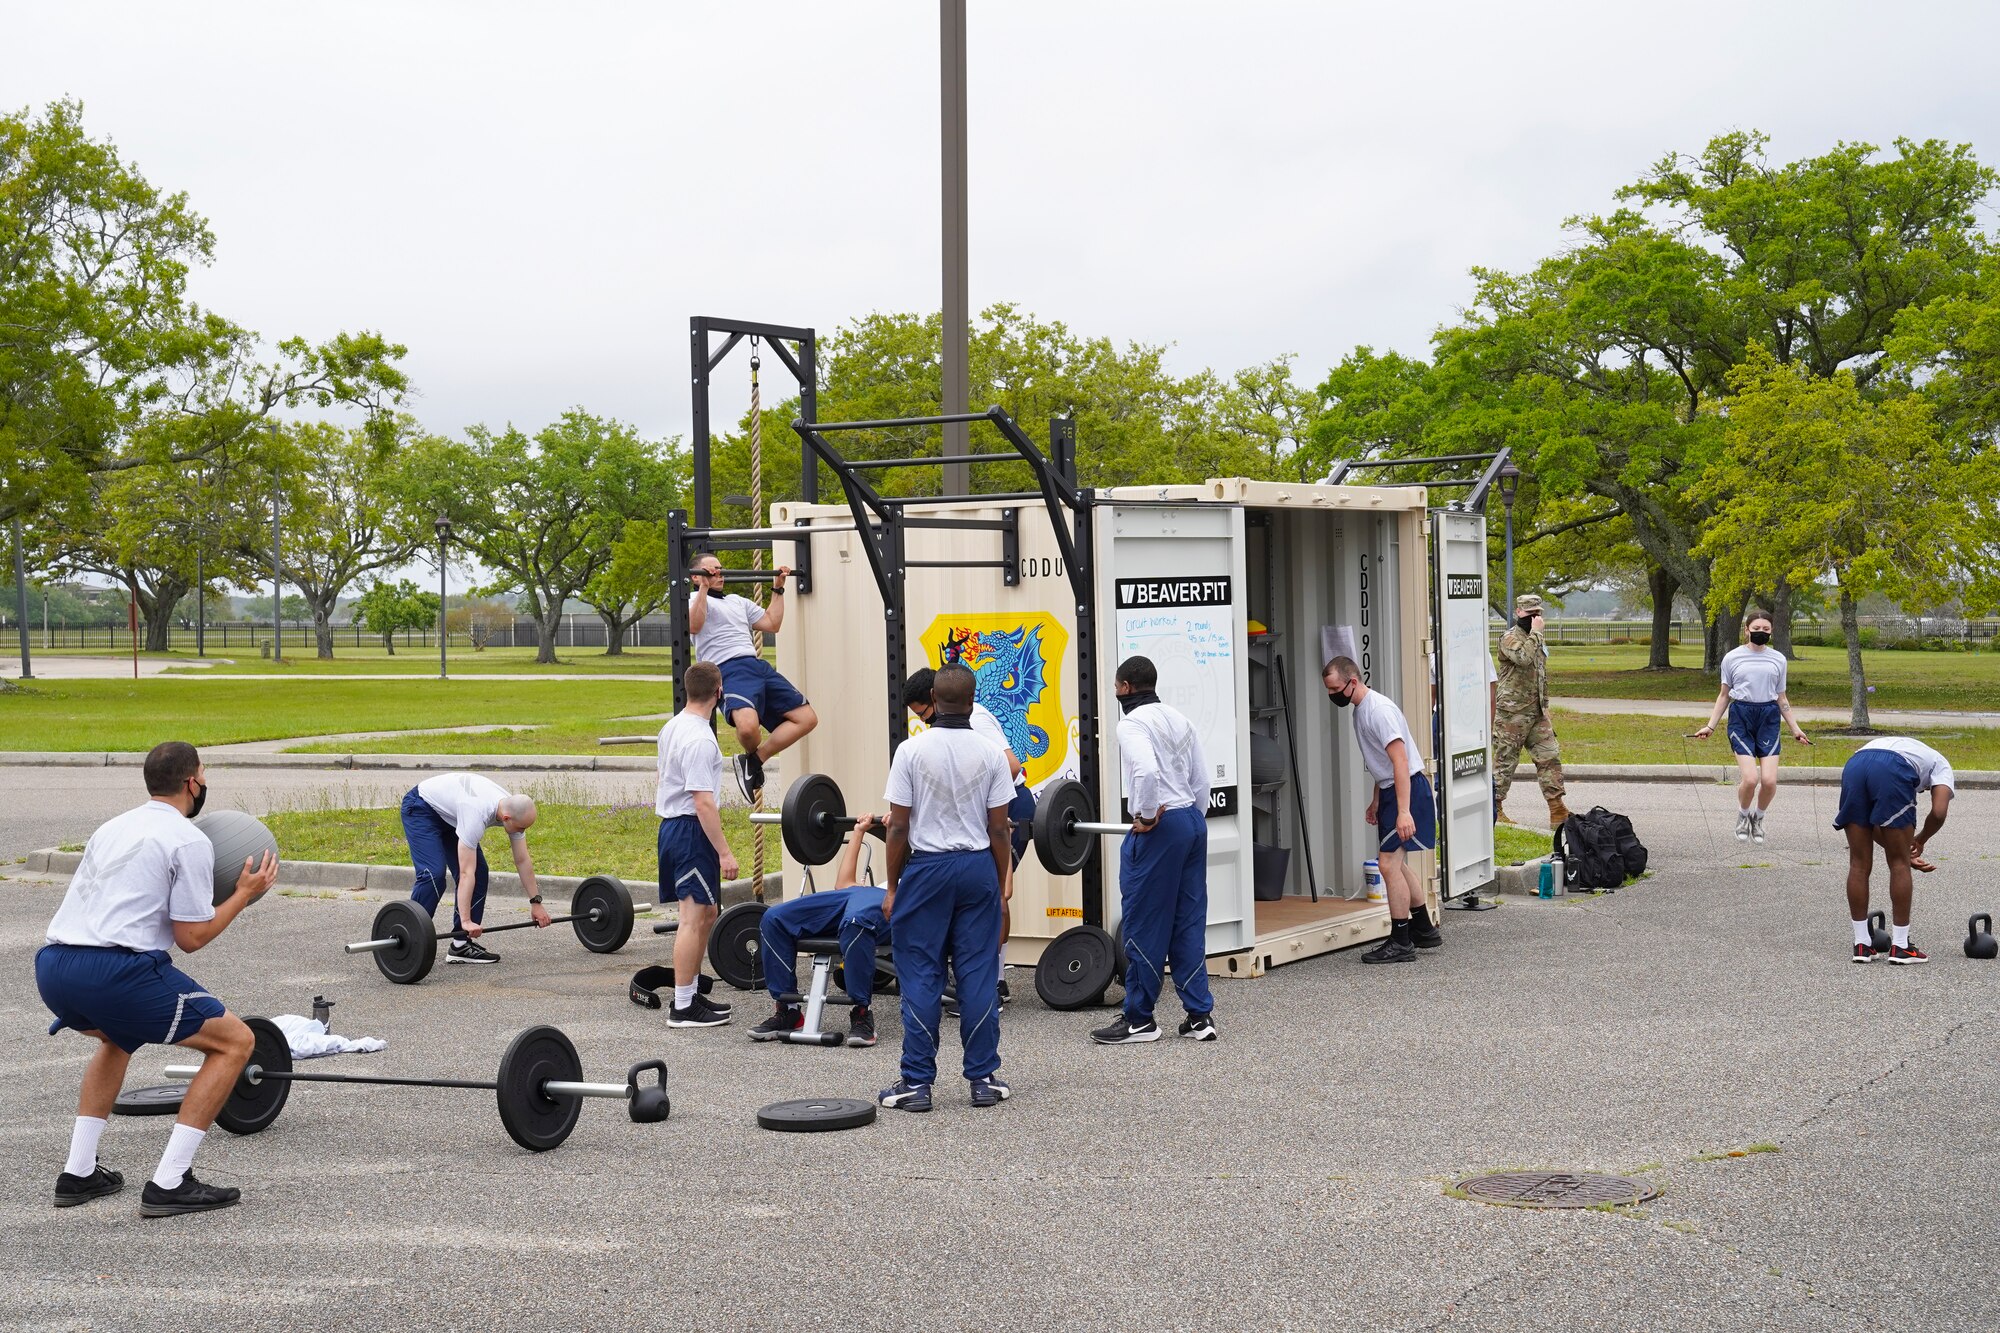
xmin=352 ymin=579 xmax=438 ymax=656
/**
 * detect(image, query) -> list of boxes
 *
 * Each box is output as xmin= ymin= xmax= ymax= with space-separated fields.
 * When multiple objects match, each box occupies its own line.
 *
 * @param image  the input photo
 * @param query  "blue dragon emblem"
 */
xmin=939 ymin=624 xmax=1051 ymax=761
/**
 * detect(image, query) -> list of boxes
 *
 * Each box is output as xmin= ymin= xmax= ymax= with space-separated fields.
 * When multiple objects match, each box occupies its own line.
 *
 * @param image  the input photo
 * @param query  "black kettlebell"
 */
xmin=625 ymin=1059 xmax=671 ymax=1124
xmin=1965 ymin=913 xmax=1998 ymax=961
xmin=1867 ymin=911 xmax=1891 ymax=954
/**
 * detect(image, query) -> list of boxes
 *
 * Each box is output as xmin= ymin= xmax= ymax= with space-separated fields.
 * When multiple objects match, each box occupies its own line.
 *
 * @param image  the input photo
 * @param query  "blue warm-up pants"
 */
xmin=402 ymin=787 xmax=487 ymax=936
xmin=890 ymin=850 xmax=1002 ymax=1085
xmin=759 ymin=887 xmax=891 ymax=1007
xmin=1119 ymin=804 xmax=1214 ymax=1024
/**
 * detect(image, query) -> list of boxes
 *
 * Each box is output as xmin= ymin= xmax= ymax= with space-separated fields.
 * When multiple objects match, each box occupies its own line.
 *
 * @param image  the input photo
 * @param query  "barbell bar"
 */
xmin=344 ymin=876 xmax=636 ymax=985
xmin=161 ymin=1017 xmax=668 ymax=1152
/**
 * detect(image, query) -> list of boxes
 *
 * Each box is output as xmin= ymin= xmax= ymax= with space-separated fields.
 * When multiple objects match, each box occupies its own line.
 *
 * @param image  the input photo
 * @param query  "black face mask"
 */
xmin=1516 ymin=616 xmax=1536 ymax=633
xmin=187 ymin=780 xmax=207 ymax=818
xmin=1748 ymin=630 xmax=1771 ymax=646
xmin=1327 ymin=685 xmax=1353 ymax=709
xmin=1118 ymin=689 xmax=1161 ymax=715
xmin=929 ymin=710 xmax=973 ymax=730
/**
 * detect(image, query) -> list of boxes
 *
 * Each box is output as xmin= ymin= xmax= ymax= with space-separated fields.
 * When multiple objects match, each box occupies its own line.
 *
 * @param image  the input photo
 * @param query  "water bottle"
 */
xmin=1536 ymin=861 xmax=1552 ymax=898
xmin=1363 ymin=859 xmax=1385 ymax=902
xmin=1550 ymin=855 xmax=1565 ymax=895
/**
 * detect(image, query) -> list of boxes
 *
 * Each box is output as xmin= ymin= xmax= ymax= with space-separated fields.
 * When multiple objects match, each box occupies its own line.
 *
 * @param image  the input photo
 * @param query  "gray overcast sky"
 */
xmin=8 ymin=1 xmax=1996 ymax=550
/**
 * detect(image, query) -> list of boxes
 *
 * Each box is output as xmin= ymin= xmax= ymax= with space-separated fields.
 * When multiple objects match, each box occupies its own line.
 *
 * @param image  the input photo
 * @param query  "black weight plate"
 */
xmin=496 ymin=1024 xmax=583 ymax=1153
xmin=780 ymin=773 xmax=846 ymax=866
xmin=571 ymin=874 xmax=635 ymax=954
xmin=216 ymin=1016 xmax=292 ymax=1136
xmin=112 ymin=1084 xmax=186 ymax=1117
xmin=1033 ymin=779 xmax=1097 ymax=876
xmin=708 ymin=901 xmax=767 ymax=991
xmin=1034 ymin=924 xmax=1118 ymax=1011
xmin=370 ymin=898 xmax=438 ymax=985
xmin=756 ymin=1097 xmax=877 ymax=1133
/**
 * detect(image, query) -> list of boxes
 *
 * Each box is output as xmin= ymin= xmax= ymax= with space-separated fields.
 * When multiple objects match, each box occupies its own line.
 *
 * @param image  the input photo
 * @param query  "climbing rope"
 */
xmin=748 ymin=337 xmax=767 ymax=901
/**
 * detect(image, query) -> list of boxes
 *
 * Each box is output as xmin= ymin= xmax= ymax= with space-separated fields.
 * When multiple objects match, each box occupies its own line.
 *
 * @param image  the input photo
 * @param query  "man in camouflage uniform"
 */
xmin=1493 ymin=593 xmax=1571 ymax=828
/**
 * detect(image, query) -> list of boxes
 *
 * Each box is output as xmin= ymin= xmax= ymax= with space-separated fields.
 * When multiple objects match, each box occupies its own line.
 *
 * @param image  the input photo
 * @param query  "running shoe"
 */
xmin=1409 ymin=920 xmax=1443 ymax=950
xmin=1178 ymin=1013 xmax=1219 ymax=1041
xmin=140 ymin=1171 xmax=240 ymax=1218
xmin=878 ymin=1078 xmax=932 ymax=1112
xmin=1751 ymin=810 xmax=1767 ymax=845
xmin=1360 ymin=938 xmax=1417 ymax=964
xmin=1733 ymin=811 xmax=1752 ymax=843
xmin=1090 ymin=1015 xmax=1160 ymax=1045
xmin=846 ymin=1005 xmax=877 ymax=1048
xmin=1888 ymin=943 xmax=1929 ymax=966
xmin=666 ymin=993 xmax=732 ymax=1027
xmin=732 ymin=752 xmax=764 ymax=802
xmin=969 ymin=1074 xmax=1011 ymax=1107
xmin=53 ymin=1163 xmax=123 ymax=1208
xmin=748 ymin=1004 xmax=801 ymax=1041
xmin=447 ymin=939 xmax=500 ymax=964
xmin=1851 ymin=943 xmax=1878 ymax=965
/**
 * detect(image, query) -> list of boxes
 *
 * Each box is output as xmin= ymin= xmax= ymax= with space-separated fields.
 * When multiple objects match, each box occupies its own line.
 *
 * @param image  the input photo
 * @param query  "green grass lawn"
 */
xmin=262 ymin=802 xmax=761 ymax=881
xmin=1543 ymin=642 xmax=2000 ymax=711
xmin=0 ymin=678 xmax=672 ymax=751
xmin=1546 ymin=708 xmax=2000 ymax=768
xmin=158 ymin=646 xmax=674 ymax=675
xmin=1493 ymin=824 xmax=1552 ymax=865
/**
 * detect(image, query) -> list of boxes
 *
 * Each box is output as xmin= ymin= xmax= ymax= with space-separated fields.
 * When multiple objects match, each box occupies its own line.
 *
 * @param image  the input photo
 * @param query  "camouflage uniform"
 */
xmin=1493 ymin=593 xmax=1570 ymax=825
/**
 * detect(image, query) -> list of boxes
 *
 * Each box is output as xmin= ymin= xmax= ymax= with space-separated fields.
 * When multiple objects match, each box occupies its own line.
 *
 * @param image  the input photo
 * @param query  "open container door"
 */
xmin=1096 ymin=502 xmax=1253 ymax=954
xmin=1432 ymin=509 xmax=1496 ymax=899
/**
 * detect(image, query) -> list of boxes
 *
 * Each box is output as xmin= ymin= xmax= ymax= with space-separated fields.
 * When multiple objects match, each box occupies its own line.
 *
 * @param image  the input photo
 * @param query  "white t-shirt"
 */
xmin=1353 ymin=688 xmax=1422 ymax=789
xmin=1860 ymin=738 xmax=1956 ymax=794
xmin=689 ymin=591 xmax=760 ymax=666
xmin=969 ymin=702 xmax=1021 ymax=772
xmin=1720 ymin=645 xmax=1787 ymax=704
xmin=417 ymin=772 xmax=522 ymax=852
xmin=885 ymin=726 xmax=1015 ymax=854
xmin=46 ymin=801 xmax=215 ymax=952
xmin=656 ymin=711 xmax=724 ymax=819
xmin=1117 ymin=701 xmax=1208 ymax=819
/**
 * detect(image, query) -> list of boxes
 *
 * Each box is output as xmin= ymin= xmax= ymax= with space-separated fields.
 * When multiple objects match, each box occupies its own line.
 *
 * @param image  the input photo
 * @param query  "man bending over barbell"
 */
xmin=688 ymin=552 xmax=818 ymax=803
xmin=751 ymin=814 xmax=894 ymax=1047
xmin=36 ymin=742 xmax=279 ymax=1217
xmin=400 ymin=772 xmax=551 ymax=966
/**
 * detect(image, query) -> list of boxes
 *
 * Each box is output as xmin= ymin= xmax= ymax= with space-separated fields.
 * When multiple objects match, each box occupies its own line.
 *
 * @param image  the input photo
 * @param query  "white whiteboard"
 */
xmin=1114 ymin=605 xmax=1238 ymax=792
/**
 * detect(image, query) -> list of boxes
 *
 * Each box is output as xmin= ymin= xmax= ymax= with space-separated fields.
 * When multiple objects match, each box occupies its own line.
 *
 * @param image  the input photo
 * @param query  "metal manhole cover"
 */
xmin=1455 ymin=1171 xmax=1658 ymax=1209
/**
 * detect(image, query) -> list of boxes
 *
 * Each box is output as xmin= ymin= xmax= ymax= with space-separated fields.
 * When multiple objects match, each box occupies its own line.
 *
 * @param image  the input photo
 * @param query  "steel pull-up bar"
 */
xmin=841 ymin=452 xmax=1023 ymax=470
xmin=683 ymin=523 xmax=866 ymax=541
xmin=801 ymin=410 xmax=1000 ymax=432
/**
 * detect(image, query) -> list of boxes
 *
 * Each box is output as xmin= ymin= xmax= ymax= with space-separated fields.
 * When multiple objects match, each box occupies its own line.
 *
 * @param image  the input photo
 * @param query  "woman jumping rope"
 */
xmin=1693 ymin=610 xmax=1810 ymax=844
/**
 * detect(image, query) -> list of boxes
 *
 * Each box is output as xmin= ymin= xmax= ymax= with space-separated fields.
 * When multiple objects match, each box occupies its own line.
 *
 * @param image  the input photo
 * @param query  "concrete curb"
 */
xmin=0 ymin=751 xmax=655 ymax=772
xmin=17 ymin=849 xmax=783 ymax=908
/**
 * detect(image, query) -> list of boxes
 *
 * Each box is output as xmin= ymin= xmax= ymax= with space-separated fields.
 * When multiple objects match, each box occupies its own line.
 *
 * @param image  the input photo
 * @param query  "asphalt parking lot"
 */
xmin=2 ymin=777 xmax=1995 ymax=1331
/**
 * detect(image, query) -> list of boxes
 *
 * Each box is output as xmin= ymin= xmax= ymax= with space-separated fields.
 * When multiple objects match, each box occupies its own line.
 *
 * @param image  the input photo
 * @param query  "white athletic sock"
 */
xmin=1892 ymin=923 xmax=1910 ymax=949
xmin=673 ymin=982 xmax=697 ymax=1009
xmin=64 ymin=1116 xmax=108 ymax=1177
xmin=152 ymin=1123 xmax=205 ymax=1190
xmin=1851 ymin=919 xmax=1872 ymax=947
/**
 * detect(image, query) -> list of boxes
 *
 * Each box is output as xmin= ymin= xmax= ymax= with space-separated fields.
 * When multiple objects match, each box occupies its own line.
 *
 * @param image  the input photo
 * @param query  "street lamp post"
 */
xmin=1497 ymin=461 xmax=1521 ymax=614
xmin=435 ymin=515 xmax=451 ymax=680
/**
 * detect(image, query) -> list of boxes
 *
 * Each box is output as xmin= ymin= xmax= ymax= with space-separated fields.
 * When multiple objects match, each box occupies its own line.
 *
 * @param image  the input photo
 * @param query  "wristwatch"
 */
xmin=528 ymin=895 xmax=543 ymax=905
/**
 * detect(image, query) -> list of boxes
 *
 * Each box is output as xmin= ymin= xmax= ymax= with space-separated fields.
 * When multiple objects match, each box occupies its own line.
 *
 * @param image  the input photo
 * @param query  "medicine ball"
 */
xmin=193 ymin=810 xmax=281 ymax=906
xmin=1249 ymin=733 xmax=1285 ymax=787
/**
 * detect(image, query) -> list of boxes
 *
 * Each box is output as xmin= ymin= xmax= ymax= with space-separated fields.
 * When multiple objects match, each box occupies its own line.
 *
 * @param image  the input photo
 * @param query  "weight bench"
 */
xmin=773 ymin=934 xmax=861 ymax=1047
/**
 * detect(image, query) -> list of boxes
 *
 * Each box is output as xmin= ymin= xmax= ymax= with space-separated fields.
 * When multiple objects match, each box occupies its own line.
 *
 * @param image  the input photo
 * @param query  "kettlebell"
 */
xmin=1867 ymin=911 xmax=1891 ymax=954
xmin=1964 ymin=913 xmax=1998 ymax=961
xmin=625 ymin=1059 xmax=671 ymax=1124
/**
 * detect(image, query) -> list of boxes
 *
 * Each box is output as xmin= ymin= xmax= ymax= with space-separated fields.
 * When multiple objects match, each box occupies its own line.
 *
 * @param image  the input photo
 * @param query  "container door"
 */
xmin=1432 ymin=510 xmax=1496 ymax=896
xmin=1097 ymin=503 xmax=1253 ymax=954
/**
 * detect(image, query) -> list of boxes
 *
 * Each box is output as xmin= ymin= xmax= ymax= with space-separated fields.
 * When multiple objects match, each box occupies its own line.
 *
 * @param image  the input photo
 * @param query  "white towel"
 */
xmin=270 ymin=1013 xmax=387 ymax=1059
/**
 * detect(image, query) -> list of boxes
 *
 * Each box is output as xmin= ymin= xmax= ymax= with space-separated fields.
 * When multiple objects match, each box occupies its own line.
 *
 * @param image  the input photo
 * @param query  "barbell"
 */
xmin=162 ymin=1017 xmax=668 ymax=1152
xmin=345 ymin=874 xmax=636 ymax=984
xmin=758 ymin=774 xmax=1129 ymax=877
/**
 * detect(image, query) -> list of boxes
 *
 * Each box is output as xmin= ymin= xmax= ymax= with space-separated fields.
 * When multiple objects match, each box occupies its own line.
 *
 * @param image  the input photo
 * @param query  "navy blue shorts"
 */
xmin=1728 ymin=700 xmax=1783 ymax=759
xmin=1834 ymin=749 xmax=1919 ymax=830
xmin=658 ymin=814 xmax=721 ymax=906
xmin=1376 ymin=773 xmax=1438 ymax=853
xmin=1007 ymin=783 xmax=1035 ymax=867
xmin=719 ymin=656 xmax=808 ymax=735
xmin=36 ymin=944 xmax=226 ymax=1054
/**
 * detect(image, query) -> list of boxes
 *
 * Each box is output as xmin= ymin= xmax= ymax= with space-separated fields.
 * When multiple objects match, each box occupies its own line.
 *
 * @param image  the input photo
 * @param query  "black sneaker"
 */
xmin=1178 ymin=1013 xmax=1218 ymax=1041
xmin=666 ymin=993 xmax=732 ymax=1027
xmin=997 ymin=977 xmax=1011 ymax=1007
xmin=1851 ymin=943 xmax=1878 ymax=965
xmin=969 ymin=1074 xmax=1010 ymax=1107
xmin=447 ymin=939 xmax=500 ymax=964
xmin=53 ymin=1162 xmax=123 ymax=1208
xmin=1409 ymin=921 xmax=1443 ymax=949
xmin=1090 ymin=1015 xmax=1160 ymax=1045
xmin=732 ymin=753 xmax=764 ymax=802
xmin=878 ymin=1078 xmax=932 ymax=1112
xmin=1361 ymin=938 xmax=1418 ymax=964
xmin=749 ymin=1004 xmax=801 ymax=1041
xmin=846 ymin=1005 xmax=877 ymax=1048
xmin=140 ymin=1170 xmax=240 ymax=1218
xmin=1888 ymin=943 xmax=1929 ymax=966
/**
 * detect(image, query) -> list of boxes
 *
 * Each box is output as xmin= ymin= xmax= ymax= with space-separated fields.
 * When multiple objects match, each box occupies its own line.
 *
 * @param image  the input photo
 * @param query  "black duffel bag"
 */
xmin=1554 ymin=806 xmax=1648 ymax=890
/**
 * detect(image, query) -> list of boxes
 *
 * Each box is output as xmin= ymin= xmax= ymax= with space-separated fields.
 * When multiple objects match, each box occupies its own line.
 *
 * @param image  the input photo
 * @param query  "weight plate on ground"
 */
xmin=780 ymin=773 xmax=847 ymax=866
xmin=1033 ymin=779 xmax=1097 ymax=876
xmin=112 ymin=1084 xmax=186 ymax=1117
xmin=369 ymin=898 xmax=438 ymax=985
xmin=571 ymin=874 xmax=635 ymax=953
xmin=709 ymin=901 xmax=767 ymax=991
xmin=756 ymin=1097 xmax=877 ymax=1133
xmin=216 ymin=1016 xmax=292 ymax=1136
xmin=496 ymin=1024 xmax=583 ymax=1153
xmin=1035 ymin=923 xmax=1118 ymax=1010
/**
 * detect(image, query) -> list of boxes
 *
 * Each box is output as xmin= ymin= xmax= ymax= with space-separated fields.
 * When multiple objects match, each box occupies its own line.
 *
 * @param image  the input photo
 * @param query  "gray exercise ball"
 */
xmin=193 ymin=810 xmax=280 ymax=906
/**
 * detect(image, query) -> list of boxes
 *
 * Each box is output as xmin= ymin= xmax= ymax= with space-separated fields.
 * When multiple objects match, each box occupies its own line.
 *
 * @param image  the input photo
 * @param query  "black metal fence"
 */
xmin=4 ymin=615 xmax=743 ymax=653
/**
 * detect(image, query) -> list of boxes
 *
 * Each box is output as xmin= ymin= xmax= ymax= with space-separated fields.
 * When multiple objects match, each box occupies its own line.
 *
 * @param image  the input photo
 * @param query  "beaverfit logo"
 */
xmin=1114 ymin=577 xmax=1232 ymax=609
xmin=1446 ymin=575 xmax=1484 ymax=600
